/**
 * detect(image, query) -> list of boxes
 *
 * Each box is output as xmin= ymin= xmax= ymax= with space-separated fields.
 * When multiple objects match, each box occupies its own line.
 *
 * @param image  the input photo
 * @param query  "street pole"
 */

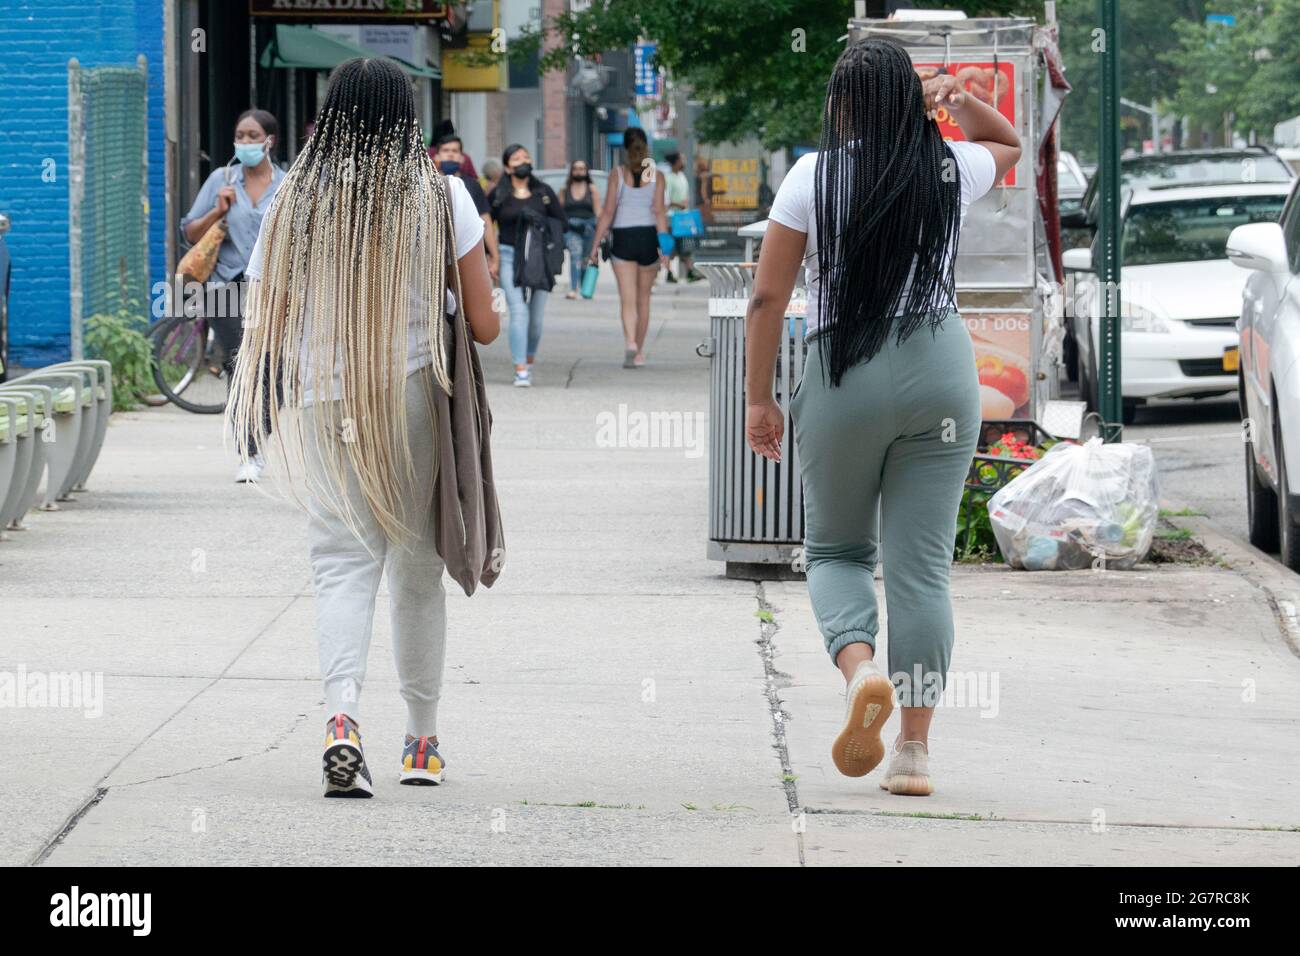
xmin=1097 ymin=0 xmax=1123 ymax=439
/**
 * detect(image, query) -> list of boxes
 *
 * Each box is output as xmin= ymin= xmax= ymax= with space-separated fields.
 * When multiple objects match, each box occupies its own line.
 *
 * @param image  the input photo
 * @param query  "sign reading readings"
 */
xmin=249 ymin=0 xmax=451 ymax=18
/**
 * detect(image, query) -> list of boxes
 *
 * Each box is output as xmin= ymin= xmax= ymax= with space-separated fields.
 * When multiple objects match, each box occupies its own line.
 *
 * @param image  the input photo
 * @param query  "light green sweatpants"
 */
xmin=790 ymin=315 xmax=980 ymax=707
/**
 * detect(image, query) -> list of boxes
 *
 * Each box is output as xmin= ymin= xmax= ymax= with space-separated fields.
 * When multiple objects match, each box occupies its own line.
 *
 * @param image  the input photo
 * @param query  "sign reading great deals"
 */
xmin=914 ymin=61 xmax=1016 ymax=185
xmin=710 ymin=158 xmax=760 ymax=210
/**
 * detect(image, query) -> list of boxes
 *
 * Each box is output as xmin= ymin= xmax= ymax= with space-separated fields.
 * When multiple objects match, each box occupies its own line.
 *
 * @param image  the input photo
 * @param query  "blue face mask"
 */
xmin=439 ymin=160 xmax=461 ymax=176
xmin=234 ymin=140 xmax=268 ymax=167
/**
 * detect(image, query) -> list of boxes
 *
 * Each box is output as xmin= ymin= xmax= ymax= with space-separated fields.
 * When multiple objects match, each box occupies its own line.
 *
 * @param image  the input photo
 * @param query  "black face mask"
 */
xmin=511 ymin=163 xmax=533 ymax=180
xmin=571 ymin=173 xmax=589 ymax=182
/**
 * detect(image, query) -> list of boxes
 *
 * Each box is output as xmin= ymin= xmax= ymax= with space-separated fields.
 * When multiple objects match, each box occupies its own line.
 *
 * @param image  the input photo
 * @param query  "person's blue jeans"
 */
xmin=498 ymin=244 xmax=548 ymax=366
xmin=564 ymin=217 xmax=596 ymax=290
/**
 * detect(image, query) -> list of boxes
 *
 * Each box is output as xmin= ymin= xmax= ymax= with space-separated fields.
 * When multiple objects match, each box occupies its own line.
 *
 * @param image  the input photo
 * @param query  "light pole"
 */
xmin=1097 ymin=0 xmax=1123 ymax=439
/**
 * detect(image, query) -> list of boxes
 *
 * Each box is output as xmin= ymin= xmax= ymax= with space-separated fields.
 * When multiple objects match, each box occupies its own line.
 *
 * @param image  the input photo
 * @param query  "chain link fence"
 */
xmin=67 ymin=56 xmax=149 ymax=358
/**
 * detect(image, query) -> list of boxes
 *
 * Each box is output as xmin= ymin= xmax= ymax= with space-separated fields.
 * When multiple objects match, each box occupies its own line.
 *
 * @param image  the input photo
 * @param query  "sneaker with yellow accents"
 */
xmin=400 ymin=735 xmax=445 ymax=786
xmin=322 ymin=713 xmax=373 ymax=798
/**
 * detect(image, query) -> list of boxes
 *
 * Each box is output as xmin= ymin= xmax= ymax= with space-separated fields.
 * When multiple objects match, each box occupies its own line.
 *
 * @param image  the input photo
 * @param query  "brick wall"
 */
xmin=539 ymin=0 xmax=567 ymax=170
xmin=0 ymin=0 xmax=165 ymax=365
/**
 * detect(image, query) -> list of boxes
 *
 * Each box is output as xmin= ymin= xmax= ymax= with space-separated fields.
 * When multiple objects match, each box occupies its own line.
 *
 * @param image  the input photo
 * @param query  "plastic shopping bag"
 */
xmin=988 ymin=438 xmax=1159 ymax=571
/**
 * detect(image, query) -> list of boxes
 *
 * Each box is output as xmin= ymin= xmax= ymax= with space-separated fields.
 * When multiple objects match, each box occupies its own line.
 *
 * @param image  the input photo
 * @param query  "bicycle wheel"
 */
xmin=152 ymin=314 xmax=227 ymax=414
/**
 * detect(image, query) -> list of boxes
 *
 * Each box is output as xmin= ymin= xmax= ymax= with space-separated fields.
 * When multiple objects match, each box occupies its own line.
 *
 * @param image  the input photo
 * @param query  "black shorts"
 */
xmin=611 ymin=226 xmax=659 ymax=266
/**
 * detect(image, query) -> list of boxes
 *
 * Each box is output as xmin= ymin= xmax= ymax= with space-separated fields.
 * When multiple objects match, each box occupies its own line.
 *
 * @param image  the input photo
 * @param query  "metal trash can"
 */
xmin=696 ymin=261 xmax=809 ymax=579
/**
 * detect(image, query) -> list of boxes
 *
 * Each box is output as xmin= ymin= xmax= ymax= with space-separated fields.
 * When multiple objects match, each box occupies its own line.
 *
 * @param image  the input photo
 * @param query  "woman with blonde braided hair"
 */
xmin=230 ymin=57 xmax=498 ymax=797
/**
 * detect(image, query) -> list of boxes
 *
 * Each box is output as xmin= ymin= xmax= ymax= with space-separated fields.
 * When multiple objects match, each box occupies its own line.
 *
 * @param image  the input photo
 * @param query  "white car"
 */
xmin=1063 ymin=182 xmax=1293 ymax=423
xmin=1230 ymin=179 xmax=1300 ymax=568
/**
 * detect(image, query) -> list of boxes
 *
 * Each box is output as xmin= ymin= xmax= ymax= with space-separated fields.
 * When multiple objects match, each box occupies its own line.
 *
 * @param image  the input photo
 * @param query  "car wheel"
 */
xmin=1122 ymin=399 xmax=1140 ymax=426
xmin=1246 ymin=430 xmax=1279 ymax=551
xmin=1276 ymin=425 xmax=1300 ymax=571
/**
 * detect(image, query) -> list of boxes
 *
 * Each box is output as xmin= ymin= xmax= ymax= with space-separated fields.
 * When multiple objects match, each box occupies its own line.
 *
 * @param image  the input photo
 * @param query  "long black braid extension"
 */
xmin=812 ymin=37 xmax=962 ymax=388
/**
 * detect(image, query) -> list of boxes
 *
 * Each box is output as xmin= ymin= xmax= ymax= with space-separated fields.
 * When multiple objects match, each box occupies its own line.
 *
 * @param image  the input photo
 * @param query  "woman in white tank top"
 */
xmin=589 ymin=127 xmax=669 ymax=368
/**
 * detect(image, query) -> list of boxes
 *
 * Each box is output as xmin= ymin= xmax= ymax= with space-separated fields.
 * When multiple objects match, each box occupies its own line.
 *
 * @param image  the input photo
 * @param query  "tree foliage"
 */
xmin=510 ymin=1 xmax=1029 ymax=150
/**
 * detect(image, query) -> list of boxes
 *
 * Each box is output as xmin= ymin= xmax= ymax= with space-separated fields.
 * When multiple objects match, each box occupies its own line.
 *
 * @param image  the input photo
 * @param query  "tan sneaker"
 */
xmin=880 ymin=739 xmax=932 ymax=796
xmin=831 ymin=658 xmax=895 ymax=777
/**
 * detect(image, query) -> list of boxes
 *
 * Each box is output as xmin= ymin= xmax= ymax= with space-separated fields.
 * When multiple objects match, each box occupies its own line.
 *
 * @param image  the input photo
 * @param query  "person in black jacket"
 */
xmin=490 ymin=144 xmax=567 ymax=387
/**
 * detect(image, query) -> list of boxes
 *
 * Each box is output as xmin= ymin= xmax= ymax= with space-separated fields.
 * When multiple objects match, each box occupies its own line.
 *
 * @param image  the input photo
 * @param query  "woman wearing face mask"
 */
xmin=560 ymin=160 xmax=600 ymax=299
xmin=489 ymin=145 xmax=567 ymax=387
xmin=180 ymin=109 xmax=285 ymax=482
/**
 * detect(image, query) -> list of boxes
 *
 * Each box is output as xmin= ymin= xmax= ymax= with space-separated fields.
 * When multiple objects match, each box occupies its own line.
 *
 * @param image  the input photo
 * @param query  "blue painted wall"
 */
xmin=0 ymin=0 xmax=166 ymax=366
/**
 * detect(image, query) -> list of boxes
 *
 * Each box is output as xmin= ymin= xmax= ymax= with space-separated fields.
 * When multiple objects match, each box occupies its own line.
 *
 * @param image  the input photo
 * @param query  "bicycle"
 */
xmin=150 ymin=310 xmax=229 ymax=414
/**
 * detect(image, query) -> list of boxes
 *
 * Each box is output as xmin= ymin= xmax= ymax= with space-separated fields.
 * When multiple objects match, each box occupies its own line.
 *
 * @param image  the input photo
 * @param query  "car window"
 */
xmin=1122 ymin=195 xmax=1287 ymax=266
xmin=1081 ymin=153 xmax=1293 ymax=222
xmin=1283 ymin=190 xmax=1300 ymax=274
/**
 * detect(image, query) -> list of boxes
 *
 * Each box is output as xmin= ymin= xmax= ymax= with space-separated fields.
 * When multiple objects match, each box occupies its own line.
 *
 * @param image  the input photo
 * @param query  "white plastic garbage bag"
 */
xmin=988 ymin=438 xmax=1159 ymax=571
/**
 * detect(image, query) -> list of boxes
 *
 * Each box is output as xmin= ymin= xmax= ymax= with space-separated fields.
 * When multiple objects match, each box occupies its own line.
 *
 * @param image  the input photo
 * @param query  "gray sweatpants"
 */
xmin=303 ymin=366 xmax=446 ymax=738
xmin=790 ymin=316 xmax=980 ymax=707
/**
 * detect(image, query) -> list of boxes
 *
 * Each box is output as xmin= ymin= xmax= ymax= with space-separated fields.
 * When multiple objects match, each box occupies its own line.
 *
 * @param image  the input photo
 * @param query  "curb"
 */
xmin=1163 ymin=500 xmax=1300 ymax=659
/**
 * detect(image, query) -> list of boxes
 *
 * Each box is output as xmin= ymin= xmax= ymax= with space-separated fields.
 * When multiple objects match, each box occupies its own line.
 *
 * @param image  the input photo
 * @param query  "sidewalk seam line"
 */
xmin=26 ymin=588 xmax=304 ymax=864
xmin=754 ymin=582 xmax=805 ymax=866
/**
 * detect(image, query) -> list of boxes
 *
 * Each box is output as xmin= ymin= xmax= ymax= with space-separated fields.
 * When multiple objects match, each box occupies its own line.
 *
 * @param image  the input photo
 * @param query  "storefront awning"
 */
xmin=259 ymin=25 xmax=440 ymax=79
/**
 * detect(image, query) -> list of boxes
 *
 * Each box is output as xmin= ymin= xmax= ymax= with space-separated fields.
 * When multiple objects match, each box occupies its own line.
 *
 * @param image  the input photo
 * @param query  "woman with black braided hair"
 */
xmin=745 ymin=38 xmax=1020 ymax=795
xmin=230 ymin=57 xmax=498 ymax=797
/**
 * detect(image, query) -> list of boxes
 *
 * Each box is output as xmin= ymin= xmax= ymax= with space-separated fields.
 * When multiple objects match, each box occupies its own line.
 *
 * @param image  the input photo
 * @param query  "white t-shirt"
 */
xmin=767 ymin=140 xmax=997 ymax=336
xmin=245 ymin=173 xmax=485 ymax=402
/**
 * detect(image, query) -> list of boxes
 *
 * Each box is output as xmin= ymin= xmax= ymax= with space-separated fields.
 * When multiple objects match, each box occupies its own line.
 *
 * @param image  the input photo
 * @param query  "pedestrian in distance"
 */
xmin=227 ymin=56 xmax=500 ymax=798
xmin=180 ymin=108 xmax=285 ymax=483
xmin=560 ymin=159 xmax=600 ymax=299
xmin=489 ymin=144 xmax=568 ymax=388
xmin=744 ymin=38 xmax=1021 ymax=796
xmin=434 ymin=131 xmax=500 ymax=281
xmin=588 ymin=127 xmax=670 ymax=368
xmin=662 ymin=151 xmax=702 ymax=284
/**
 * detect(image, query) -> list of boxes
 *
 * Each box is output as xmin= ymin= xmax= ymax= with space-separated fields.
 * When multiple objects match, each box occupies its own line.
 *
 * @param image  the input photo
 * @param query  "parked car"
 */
xmin=1277 ymin=147 xmax=1300 ymax=177
xmin=1062 ymin=181 xmax=1292 ymax=423
xmin=1062 ymin=147 xmax=1295 ymax=231
xmin=1058 ymin=150 xmax=1088 ymax=220
xmin=0 ymin=212 xmax=10 ymax=382
xmin=1230 ymin=179 xmax=1300 ymax=567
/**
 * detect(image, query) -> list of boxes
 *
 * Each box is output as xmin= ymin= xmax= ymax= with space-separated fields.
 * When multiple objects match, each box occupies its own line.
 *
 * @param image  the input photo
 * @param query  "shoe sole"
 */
xmin=882 ymin=774 xmax=933 ymax=796
xmin=323 ymin=741 xmax=373 ymax=798
xmin=831 ymin=675 xmax=895 ymax=777
xmin=399 ymin=767 xmax=445 ymax=786
xmin=623 ymin=348 xmax=637 ymax=369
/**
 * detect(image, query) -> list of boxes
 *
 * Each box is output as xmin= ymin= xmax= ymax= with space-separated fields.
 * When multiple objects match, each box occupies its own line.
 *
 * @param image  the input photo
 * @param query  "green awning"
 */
xmin=259 ymin=25 xmax=440 ymax=79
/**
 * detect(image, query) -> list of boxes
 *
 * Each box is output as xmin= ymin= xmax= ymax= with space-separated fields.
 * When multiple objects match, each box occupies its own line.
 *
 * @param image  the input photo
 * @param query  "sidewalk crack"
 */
xmin=754 ymin=582 xmax=805 ymax=866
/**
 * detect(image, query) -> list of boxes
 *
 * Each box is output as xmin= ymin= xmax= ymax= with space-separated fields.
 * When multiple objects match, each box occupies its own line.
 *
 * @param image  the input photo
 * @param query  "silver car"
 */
xmin=1230 ymin=178 xmax=1300 ymax=568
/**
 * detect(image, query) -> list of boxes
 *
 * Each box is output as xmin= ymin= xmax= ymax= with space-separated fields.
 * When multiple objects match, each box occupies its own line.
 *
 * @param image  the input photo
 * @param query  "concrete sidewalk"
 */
xmin=2 ymin=271 xmax=1298 ymax=866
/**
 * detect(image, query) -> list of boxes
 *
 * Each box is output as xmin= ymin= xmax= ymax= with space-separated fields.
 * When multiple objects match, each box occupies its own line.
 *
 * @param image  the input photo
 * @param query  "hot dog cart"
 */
xmin=850 ymin=14 xmax=1070 ymax=426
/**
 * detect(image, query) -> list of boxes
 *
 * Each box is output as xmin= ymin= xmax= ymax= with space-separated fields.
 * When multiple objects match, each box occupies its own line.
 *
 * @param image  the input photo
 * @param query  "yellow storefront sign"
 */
xmin=710 ymin=158 xmax=759 ymax=210
xmin=443 ymin=33 xmax=504 ymax=91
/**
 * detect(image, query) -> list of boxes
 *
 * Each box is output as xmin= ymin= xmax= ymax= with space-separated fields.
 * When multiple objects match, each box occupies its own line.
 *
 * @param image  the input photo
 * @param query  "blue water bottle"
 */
xmin=580 ymin=263 xmax=599 ymax=299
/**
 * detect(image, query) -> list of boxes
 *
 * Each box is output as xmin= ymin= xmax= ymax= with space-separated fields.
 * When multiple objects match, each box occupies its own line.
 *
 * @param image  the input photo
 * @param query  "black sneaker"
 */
xmin=665 ymin=272 xmax=678 ymax=284
xmin=686 ymin=269 xmax=705 ymax=283
xmin=322 ymin=713 xmax=374 ymax=798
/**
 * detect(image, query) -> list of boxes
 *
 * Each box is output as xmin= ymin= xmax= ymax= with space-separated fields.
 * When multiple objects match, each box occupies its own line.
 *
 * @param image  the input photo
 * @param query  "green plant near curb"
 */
xmin=955 ymin=488 xmax=1002 ymax=562
xmin=84 ymin=308 xmax=154 ymax=411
